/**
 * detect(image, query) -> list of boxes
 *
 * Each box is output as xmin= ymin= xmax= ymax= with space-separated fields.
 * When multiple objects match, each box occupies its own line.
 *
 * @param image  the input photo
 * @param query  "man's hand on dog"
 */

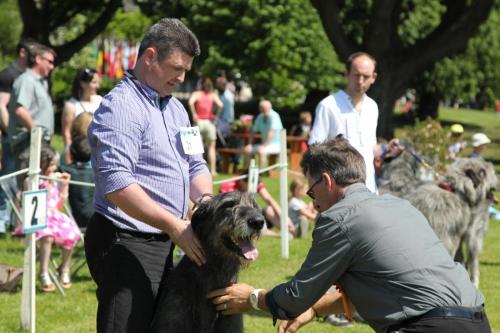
xmin=170 ymin=219 xmax=206 ymax=266
xmin=207 ymin=283 xmax=254 ymax=314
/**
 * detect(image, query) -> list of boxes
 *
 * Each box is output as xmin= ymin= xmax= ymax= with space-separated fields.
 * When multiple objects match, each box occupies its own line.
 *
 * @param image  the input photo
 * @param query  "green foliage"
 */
xmin=50 ymin=9 xmax=152 ymax=108
xmin=0 ymin=0 xmax=22 ymax=67
xmin=104 ymin=9 xmax=153 ymax=41
xmin=398 ymin=0 xmax=444 ymax=46
xmin=175 ymin=0 xmax=344 ymax=108
xmin=427 ymin=2 xmax=500 ymax=108
xmin=398 ymin=118 xmax=452 ymax=173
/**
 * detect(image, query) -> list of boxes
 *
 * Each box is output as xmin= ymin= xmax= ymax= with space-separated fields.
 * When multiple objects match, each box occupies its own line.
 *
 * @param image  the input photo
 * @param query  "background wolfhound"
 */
xmin=380 ymin=150 xmax=499 ymax=287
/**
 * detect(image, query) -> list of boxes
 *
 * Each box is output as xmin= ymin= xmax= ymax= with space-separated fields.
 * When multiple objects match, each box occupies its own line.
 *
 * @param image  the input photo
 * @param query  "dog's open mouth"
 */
xmin=487 ymin=190 xmax=499 ymax=204
xmin=225 ymin=236 xmax=259 ymax=261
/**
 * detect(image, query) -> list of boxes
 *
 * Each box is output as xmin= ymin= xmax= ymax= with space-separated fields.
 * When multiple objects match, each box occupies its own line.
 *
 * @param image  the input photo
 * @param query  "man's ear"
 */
xmin=371 ymin=71 xmax=378 ymax=83
xmin=143 ymin=47 xmax=157 ymax=66
xmin=323 ymin=172 xmax=335 ymax=191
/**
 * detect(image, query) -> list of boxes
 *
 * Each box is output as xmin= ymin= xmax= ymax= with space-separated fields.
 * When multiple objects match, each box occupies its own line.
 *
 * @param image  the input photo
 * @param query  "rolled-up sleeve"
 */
xmin=89 ymin=96 xmax=143 ymax=194
xmin=266 ymin=213 xmax=354 ymax=320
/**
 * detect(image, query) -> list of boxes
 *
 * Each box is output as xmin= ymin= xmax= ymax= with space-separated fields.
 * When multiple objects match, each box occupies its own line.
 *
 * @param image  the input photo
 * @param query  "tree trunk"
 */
xmin=18 ymin=0 xmax=122 ymax=65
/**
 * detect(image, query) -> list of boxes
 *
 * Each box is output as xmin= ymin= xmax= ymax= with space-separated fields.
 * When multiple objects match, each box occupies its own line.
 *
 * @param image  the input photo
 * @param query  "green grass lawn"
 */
xmin=0 ymin=107 xmax=499 ymax=332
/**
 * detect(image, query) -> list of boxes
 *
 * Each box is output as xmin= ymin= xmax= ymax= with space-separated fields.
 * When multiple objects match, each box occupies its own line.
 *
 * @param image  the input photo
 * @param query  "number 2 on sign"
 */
xmin=22 ymin=189 xmax=47 ymax=233
xmin=31 ymin=196 xmax=38 ymax=226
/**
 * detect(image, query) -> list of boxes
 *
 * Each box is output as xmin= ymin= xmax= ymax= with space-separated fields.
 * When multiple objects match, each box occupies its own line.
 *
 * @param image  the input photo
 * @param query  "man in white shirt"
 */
xmin=309 ymin=52 xmax=378 ymax=192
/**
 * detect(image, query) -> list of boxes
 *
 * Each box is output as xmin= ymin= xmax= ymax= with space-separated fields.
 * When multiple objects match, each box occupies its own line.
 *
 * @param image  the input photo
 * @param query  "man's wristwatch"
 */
xmin=250 ymin=288 xmax=263 ymax=310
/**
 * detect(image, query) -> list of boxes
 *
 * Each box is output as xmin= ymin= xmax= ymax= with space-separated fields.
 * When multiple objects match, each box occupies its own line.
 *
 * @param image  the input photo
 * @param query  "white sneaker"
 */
xmin=324 ymin=314 xmax=352 ymax=327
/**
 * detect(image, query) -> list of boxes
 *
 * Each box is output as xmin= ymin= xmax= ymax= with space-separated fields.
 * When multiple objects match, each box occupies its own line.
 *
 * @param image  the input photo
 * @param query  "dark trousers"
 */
xmin=387 ymin=306 xmax=491 ymax=333
xmin=85 ymin=213 xmax=173 ymax=333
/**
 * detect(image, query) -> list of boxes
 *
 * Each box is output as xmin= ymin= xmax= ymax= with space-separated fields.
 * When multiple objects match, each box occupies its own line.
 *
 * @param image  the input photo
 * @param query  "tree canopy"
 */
xmin=145 ymin=0 xmax=345 ymax=108
xmin=311 ymin=0 xmax=495 ymax=138
xmin=18 ymin=0 xmax=122 ymax=64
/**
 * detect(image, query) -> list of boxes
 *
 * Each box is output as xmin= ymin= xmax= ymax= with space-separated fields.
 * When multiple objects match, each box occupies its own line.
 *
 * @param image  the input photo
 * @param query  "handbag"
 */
xmin=0 ymin=264 xmax=23 ymax=292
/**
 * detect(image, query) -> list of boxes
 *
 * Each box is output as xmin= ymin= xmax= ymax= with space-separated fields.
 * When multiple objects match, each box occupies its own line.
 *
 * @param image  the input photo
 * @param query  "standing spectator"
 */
xmin=309 ymin=52 xmax=379 ymax=193
xmin=188 ymin=77 xmax=223 ymax=175
xmin=60 ymin=135 xmax=94 ymax=229
xmin=33 ymin=145 xmax=81 ymax=292
xmin=208 ymin=138 xmax=490 ymax=333
xmin=215 ymin=71 xmax=235 ymax=138
xmin=469 ymin=133 xmax=491 ymax=158
xmin=0 ymin=38 xmax=37 ymax=234
xmin=85 ymin=18 xmax=212 ymax=332
xmin=7 ymin=43 xmax=56 ymax=182
xmin=61 ymin=67 xmax=102 ymax=164
xmin=448 ymin=123 xmax=466 ymax=159
xmin=244 ymin=100 xmax=283 ymax=169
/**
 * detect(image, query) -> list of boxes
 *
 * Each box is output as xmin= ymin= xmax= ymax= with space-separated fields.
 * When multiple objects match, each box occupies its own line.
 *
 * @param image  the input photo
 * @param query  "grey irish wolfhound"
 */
xmin=151 ymin=191 xmax=265 ymax=333
xmin=380 ymin=151 xmax=500 ymax=287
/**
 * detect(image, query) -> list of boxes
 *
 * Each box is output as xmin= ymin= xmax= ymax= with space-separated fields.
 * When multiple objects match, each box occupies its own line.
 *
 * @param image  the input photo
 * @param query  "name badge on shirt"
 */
xmin=180 ymin=126 xmax=204 ymax=155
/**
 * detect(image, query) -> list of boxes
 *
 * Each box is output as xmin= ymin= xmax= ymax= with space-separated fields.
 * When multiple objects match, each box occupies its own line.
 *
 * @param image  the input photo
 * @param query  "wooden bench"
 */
xmin=216 ymin=135 xmax=306 ymax=175
xmin=217 ymin=147 xmax=244 ymax=175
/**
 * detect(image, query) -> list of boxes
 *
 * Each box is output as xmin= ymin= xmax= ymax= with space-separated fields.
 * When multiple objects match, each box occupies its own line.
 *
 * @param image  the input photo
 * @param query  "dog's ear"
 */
xmin=465 ymin=168 xmax=485 ymax=189
xmin=191 ymin=200 xmax=212 ymax=232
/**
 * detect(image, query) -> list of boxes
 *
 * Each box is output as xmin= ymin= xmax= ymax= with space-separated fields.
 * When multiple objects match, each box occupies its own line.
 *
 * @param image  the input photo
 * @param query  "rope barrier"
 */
xmin=0 ymin=168 xmax=29 ymax=182
xmin=39 ymin=175 xmax=95 ymax=187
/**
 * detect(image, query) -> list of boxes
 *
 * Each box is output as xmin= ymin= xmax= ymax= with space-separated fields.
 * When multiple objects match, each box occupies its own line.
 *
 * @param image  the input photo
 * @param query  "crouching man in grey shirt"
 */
xmin=208 ymin=137 xmax=490 ymax=333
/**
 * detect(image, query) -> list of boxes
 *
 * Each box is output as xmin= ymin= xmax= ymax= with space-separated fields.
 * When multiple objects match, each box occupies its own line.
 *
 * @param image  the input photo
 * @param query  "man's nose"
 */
xmin=176 ymin=71 xmax=186 ymax=83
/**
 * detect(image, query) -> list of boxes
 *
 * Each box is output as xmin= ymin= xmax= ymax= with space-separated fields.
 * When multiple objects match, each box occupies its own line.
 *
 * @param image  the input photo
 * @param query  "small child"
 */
xmin=469 ymin=133 xmax=491 ymax=158
xmin=448 ymin=123 xmax=466 ymax=159
xmin=32 ymin=144 xmax=81 ymax=292
xmin=288 ymin=178 xmax=317 ymax=238
xmin=60 ymin=135 xmax=95 ymax=229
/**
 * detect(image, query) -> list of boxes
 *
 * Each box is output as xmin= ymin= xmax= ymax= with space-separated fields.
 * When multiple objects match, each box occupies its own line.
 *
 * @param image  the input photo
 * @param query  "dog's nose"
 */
xmin=249 ymin=215 xmax=265 ymax=230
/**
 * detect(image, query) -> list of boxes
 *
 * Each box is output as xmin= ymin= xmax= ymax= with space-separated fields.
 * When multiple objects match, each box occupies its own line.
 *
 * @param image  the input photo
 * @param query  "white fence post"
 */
xmin=248 ymin=159 xmax=259 ymax=194
xmin=279 ymin=129 xmax=289 ymax=258
xmin=20 ymin=128 xmax=42 ymax=332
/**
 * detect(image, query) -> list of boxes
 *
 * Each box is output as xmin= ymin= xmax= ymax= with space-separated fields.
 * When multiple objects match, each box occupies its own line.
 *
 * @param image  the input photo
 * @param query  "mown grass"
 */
xmin=0 ymin=107 xmax=499 ymax=332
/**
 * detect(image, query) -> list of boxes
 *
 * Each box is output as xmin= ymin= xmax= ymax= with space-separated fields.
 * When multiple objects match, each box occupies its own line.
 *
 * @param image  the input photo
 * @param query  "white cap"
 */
xmin=472 ymin=133 xmax=491 ymax=147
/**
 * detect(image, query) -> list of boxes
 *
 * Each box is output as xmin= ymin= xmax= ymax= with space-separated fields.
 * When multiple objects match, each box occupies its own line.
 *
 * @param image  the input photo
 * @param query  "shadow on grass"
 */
xmin=480 ymin=260 xmax=500 ymax=267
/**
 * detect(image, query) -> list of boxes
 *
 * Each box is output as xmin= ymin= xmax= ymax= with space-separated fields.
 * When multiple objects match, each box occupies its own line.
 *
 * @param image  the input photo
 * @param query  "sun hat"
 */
xmin=472 ymin=133 xmax=491 ymax=147
xmin=450 ymin=124 xmax=464 ymax=134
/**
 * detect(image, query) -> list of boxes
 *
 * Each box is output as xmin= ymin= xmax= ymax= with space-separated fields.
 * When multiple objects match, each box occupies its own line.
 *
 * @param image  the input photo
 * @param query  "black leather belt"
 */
xmin=420 ymin=305 xmax=484 ymax=320
xmin=387 ymin=305 xmax=485 ymax=332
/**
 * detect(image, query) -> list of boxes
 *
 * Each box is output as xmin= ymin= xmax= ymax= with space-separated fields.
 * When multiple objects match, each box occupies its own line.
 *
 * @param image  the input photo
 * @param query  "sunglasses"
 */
xmin=306 ymin=177 xmax=323 ymax=199
xmin=41 ymin=56 xmax=54 ymax=65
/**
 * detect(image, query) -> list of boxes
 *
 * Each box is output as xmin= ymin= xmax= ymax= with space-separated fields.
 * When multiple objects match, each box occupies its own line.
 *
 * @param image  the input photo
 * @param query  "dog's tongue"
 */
xmin=237 ymin=239 xmax=259 ymax=261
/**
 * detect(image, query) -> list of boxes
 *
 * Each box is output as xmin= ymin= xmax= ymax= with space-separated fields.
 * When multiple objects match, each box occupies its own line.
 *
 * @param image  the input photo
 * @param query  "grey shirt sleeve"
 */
xmin=266 ymin=211 xmax=354 ymax=320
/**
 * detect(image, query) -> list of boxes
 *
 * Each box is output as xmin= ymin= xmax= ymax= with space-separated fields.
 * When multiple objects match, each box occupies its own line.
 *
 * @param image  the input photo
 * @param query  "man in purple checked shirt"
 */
xmin=85 ymin=18 xmax=212 ymax=332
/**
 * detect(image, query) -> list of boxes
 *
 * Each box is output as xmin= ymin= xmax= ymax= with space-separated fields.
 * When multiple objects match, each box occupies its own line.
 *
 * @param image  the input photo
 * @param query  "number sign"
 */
xmin=22 ymin=189 xmax=47 ymax=233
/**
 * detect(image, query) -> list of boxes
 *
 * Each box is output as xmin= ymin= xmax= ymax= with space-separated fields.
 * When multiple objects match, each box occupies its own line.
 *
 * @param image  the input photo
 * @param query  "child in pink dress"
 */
xmin=31 ymin=145 xmax=81 ymax=292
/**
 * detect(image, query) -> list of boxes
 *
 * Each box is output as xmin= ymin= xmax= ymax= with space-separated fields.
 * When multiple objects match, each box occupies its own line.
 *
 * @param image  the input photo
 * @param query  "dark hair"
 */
xmin=201 ymin=77 xmax=213 ymax=92
xmin=40 ymin=144 xmax=57 ymax=173
xmin=70 ymin=135 xmax=91 ymax=162
xmin=72 ymin=68 xmax=97 ymax=99
xmin=138 ymin=18 xmax=200 ymax=62
xmin=301 ymin=136 xmax=366 ymax=186
xmin=16 ymin=38 xmax=38 ymax=55
xmin=345 ymin=52 xmax=376 ymax=73
xmin=28 ymin=44 xmax=56 ymax=67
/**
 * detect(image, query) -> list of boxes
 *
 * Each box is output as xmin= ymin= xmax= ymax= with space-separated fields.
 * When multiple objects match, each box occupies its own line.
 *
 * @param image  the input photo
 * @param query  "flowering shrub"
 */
xmin=399 ymin=118 xmax=453 ymax=173
xmin=231 ymin=114 xmax=254 ymax=133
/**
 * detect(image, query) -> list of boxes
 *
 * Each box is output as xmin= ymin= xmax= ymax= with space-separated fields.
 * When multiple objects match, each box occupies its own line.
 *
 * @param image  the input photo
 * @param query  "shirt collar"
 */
xmin=125 ymin=70 xmax=171 ymax=109
xmin=26 ymin=68 xmax=43 ymax=81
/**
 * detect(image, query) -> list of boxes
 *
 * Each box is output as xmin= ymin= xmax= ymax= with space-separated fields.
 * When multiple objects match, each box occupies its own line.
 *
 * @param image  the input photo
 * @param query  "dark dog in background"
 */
xmin=151 ymin=191 xmax=265 ymax=333
xmin=379 ymin=150 xmax=500 ymax=287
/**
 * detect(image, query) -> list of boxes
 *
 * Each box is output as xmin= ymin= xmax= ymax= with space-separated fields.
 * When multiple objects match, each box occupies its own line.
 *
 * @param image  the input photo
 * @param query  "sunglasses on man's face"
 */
xmin=306 ymin=177 xmax=323 ymax=199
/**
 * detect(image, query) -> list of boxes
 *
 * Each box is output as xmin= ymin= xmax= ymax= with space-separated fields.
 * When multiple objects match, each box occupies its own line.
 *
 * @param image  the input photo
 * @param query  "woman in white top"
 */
xmin=61 ymin=68 xmax=102 ymax=163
